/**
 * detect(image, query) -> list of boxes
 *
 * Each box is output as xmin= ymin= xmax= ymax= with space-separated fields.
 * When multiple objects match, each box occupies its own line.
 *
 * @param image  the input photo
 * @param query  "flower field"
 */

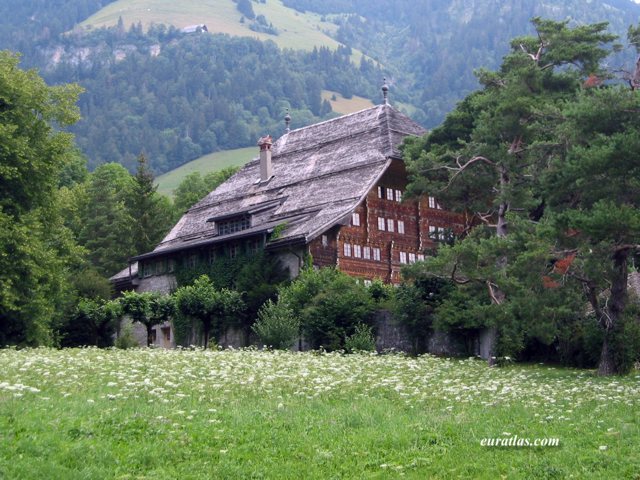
xmin=1 ymin=348 xmax=638 ymax=479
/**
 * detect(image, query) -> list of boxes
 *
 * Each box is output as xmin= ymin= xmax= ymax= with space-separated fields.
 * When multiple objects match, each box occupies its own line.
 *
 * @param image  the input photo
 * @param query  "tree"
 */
xmin=78 ymin=163 xmax=135 ymax=277
xmin=60 ymin=298 xmax=121 ymax=348
xmin=276 ymin=267 xmax=375 ymax=351
xmin=173 ymin=166 xmax=239 ymax=213
xmin=174 ymin=275 xmax=244 ymax=348
xmin=404 ymin=18 xmax=617 ymax=364
xmin=126 ymin=153 xmax=174 ymax=255
xmin=0 ymin=51 xmax=83 ymax=346
xmin=120 ymin=290 xmax=175 ymax=346
xmin=543 ymin=85 xmax=640 ymax=374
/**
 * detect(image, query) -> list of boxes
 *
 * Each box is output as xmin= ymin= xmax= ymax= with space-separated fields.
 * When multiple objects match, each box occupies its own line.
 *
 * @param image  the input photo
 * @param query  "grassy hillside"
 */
xmin=80 ymin=0 xmax=361 ymax=56
xmin=321 ymin=90 xmax=374 ymax=115
xmin=155 ymin=147 xmax=255 ymax=197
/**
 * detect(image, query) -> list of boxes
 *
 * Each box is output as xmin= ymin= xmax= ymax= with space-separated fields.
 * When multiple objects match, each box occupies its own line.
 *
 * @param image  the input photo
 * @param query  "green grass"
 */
xmin=155 ymin=147 xmax=254 ymax=197
xmin=80 ymin=0 xmax=365 ymax=60
xmin=1 ymin=348 xmax=639 ymax=479
xmin=321 ymin=89 xmax=375 ymax=115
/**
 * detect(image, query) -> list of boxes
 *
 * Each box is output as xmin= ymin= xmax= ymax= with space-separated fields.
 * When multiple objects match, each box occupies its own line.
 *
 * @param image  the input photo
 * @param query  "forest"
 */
xmin=2 ymin=0 xmax=640 ymax=174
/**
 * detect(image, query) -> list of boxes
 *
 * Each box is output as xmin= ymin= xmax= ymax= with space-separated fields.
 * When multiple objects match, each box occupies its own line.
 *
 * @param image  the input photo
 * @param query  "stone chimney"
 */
xmin=258 ymin=135 xmax=273 ymax=182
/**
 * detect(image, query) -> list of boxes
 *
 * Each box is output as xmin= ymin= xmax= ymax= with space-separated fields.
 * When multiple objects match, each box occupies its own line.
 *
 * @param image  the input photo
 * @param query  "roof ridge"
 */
xmin=278 ymin=104 xmax=387 ymax=138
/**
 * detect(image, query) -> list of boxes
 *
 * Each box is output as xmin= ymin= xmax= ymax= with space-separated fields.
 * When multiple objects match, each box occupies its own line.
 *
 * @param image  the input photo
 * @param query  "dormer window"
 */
xmin=217 ymin=215 xmax=250 ymax=235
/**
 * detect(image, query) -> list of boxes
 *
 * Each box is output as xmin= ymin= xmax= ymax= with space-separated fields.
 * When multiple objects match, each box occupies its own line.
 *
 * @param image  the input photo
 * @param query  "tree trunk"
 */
xmin=597 ymin=250 xmax=628 ymax=375
xmin=146 ymin=324 xmax=153 ymax=347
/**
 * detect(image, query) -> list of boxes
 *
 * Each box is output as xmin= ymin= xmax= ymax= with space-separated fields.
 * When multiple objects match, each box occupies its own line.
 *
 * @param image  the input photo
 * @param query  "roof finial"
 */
xmin=382 ymin=78 xmax=389 ymax=105
xmin=284 ymin=108 xmax=291 ymax=133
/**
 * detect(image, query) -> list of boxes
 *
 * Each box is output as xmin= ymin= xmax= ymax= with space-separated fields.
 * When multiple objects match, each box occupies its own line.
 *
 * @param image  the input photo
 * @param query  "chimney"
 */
xmin=258 ymin=135 xmax=273 ymax=182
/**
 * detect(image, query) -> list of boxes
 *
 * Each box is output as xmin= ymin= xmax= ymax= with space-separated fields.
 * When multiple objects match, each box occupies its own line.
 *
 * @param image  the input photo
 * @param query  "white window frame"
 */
xmin=387 ymin=219 xmax=395 ymax=232
xmin=343 ymin=243 xmax=352 ymax=257
xmin=354 ymin=245 xmax=362 ymax=258
xmin=395 ymin=189 xmax=402 ymax=202
xmin=363 ymin=246 xmax=371 ymax=260
xmin=386 ymin=188 xmax=394 ymax=200
xmin=322 ymin=234 xmax=328 ymax=247
xmin=377 ymin=217 xmax=386 ymax=231
xmin=397 ymin=220 xmax=405 ymax=234
xmin=399 ymin=251 xmax=407 ymax=264
xmin=373 ymin=248 xmax=381 ymax=261
xmin=417 ymin=254 xmax=425 ymax=262
xmin=377 ymin=186 xmax=384 ymax=198
xmin=352 ymin=212 xmax=360 ymax=226
xmin=428 ymin=196 xmax=436 ymax=209
xmin=408 ymin=253 xmax=416 ymax=264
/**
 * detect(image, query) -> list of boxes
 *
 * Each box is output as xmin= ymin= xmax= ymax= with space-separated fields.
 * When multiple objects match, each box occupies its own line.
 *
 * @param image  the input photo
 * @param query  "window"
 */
xmin=395 ymin=189 xmax=403 ymax=202
xmin=248 ymin=239 xmax=261 ymax=254
xmin=363 ymin=246 xmax=371 ymax=260
xmin=399 ymin=252 xmax=407 ymax=264
xmin=373 ymin=248 xmax=381 ymax=261
xmin=228 ymin=244 xmax=240 ymax=258
xmin=364 ymin=279 xmax=372 ymax=287
xmin=377 ymin=186 xmax=384 ymax=198
xmin=187 ymin=254 xmax=198 ymax=268
xmin=344 ymin=243 xmax=352 ymax=257
xmin=168 ymin=259 xmax=176 ymax=273
xmin=397 ymin=220 xmax=405 ymax=234
xmin=387 ymin=219 xmax=395 ymax=232
xmin=322 ymin=234 xmax=328 ymax=247
xmin=377 ymin=217 xmax=386 ymax=231
xmin=352 ymin=213 xmax=360 ymax=226
xmin=417 ymin=254 xmax=425 ymax=262
xmin=409 ymin=253 xmax=416 ymax=264
xmin=354 ymin=245 xmax=362 ymax=258
xmin=217 ymin=216 xmax=250 ymax=236
xmin=208 ymin=248 xmax=217 ymax=264
xmin=428 ymin=196 xmax=436 ymax=209
xmin=386 ymin=188 xmax=394 ymax=200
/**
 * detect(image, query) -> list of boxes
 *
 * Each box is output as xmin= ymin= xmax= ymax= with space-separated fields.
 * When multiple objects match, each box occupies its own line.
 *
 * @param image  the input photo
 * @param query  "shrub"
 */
xmin=345 ymin=324 xmax=376 ymax=353
xmin=252 ymin=300 xmax=299 ymax=350
xmin=115 ymin=322 xmax=138 ymax=349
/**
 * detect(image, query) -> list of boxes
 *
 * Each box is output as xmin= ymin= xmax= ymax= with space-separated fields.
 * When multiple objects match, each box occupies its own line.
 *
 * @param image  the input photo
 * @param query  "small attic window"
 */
xmin=217 ymin=215 xmax=250 ymax=236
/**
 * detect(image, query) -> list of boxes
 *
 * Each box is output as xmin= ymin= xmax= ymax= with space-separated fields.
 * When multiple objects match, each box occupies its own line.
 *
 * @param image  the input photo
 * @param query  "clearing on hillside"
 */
xmin=155 ymin=146 xmax=254 ymax=197
xmin=80 ymin=0 xmax=364 ymax=58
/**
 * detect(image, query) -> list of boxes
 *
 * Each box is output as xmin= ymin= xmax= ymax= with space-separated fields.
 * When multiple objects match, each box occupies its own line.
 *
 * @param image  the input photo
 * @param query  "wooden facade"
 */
xmin=309 ymin=159 xmax=465 ymax=283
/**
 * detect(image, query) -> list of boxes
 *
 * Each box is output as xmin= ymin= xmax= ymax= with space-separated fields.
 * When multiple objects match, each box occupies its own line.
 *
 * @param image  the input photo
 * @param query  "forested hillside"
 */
xmin=42 ymin=26 xmax=382 ymax=172
xmin=2 ymin=0 xmax=640 ymax=173
xmin=284 ymin=0 xmax=640 ymax=124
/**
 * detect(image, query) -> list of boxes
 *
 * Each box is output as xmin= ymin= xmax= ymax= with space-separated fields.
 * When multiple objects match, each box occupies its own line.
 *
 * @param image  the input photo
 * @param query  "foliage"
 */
xmin=252 ymin=300 xmax=300 ymax=350
xmin=173 ymin=166 xmax=240 ymax=213
xmin=542 ymin=85 xmax=640 ymax=374
xmin=120 ymin=291 xmax=174 ymax=346
xmin=115 ymin=321 xmax=138 ymax=349
xmin=394 ymin=271 xmax=457 ymax=354
xmin=76 ymin=163 xmax=135 ymax=277
xmin=344 ymin=324 xmax=376 ymax=353
xmin=173 ymin=275 xmax=245 ymax=348
xmin=41 ymin=31 xmax=382 ymax=173
xmin=0 ymin=52 xmax=84 ymax=346
xmin=59 ymin=298 xmax=121 ymax=348
xmin=277 ymin=267 xmax=375 ymax=351
xmin=126 ymin=154 xmax=174 ymax=255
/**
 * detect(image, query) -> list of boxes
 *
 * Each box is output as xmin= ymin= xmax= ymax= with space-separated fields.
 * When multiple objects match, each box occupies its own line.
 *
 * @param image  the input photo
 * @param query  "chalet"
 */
xmin=181 ymin=24 xmax=209 ymax=34
xmin=111 ymin=89 xmax=466 ymax=346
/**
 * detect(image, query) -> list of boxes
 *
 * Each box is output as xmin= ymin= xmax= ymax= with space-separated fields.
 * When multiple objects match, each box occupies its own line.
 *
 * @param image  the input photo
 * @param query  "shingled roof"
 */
xmin=134 ymin=104 xmax=426 ymax=261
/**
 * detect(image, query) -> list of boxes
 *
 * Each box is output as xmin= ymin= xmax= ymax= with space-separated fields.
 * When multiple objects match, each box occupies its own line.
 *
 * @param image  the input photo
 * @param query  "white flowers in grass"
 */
xmin=0 ymin=347 xmax=638 ymax=424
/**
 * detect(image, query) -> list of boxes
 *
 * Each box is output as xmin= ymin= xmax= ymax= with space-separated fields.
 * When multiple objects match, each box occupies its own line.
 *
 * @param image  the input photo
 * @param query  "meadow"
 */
xmin=0 ymin=348 xmax=638 ymax=479
xmin=80 ymin=0 xmax=365 ymax=59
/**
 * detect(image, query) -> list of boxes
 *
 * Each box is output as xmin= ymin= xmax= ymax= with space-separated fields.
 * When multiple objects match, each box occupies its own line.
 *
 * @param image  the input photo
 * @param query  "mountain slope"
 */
xmin=80 ymin=0 xmax=353 ymax=54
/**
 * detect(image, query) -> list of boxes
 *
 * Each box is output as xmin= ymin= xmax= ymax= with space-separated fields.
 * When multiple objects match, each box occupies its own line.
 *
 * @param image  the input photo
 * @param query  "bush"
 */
xmin=115 ymin=322 xmax=138 ymax=349
xmin=345 ymin=324 xmax=376 ymax=353
xmin=252 ymin=300 xmax=299 ymax=350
